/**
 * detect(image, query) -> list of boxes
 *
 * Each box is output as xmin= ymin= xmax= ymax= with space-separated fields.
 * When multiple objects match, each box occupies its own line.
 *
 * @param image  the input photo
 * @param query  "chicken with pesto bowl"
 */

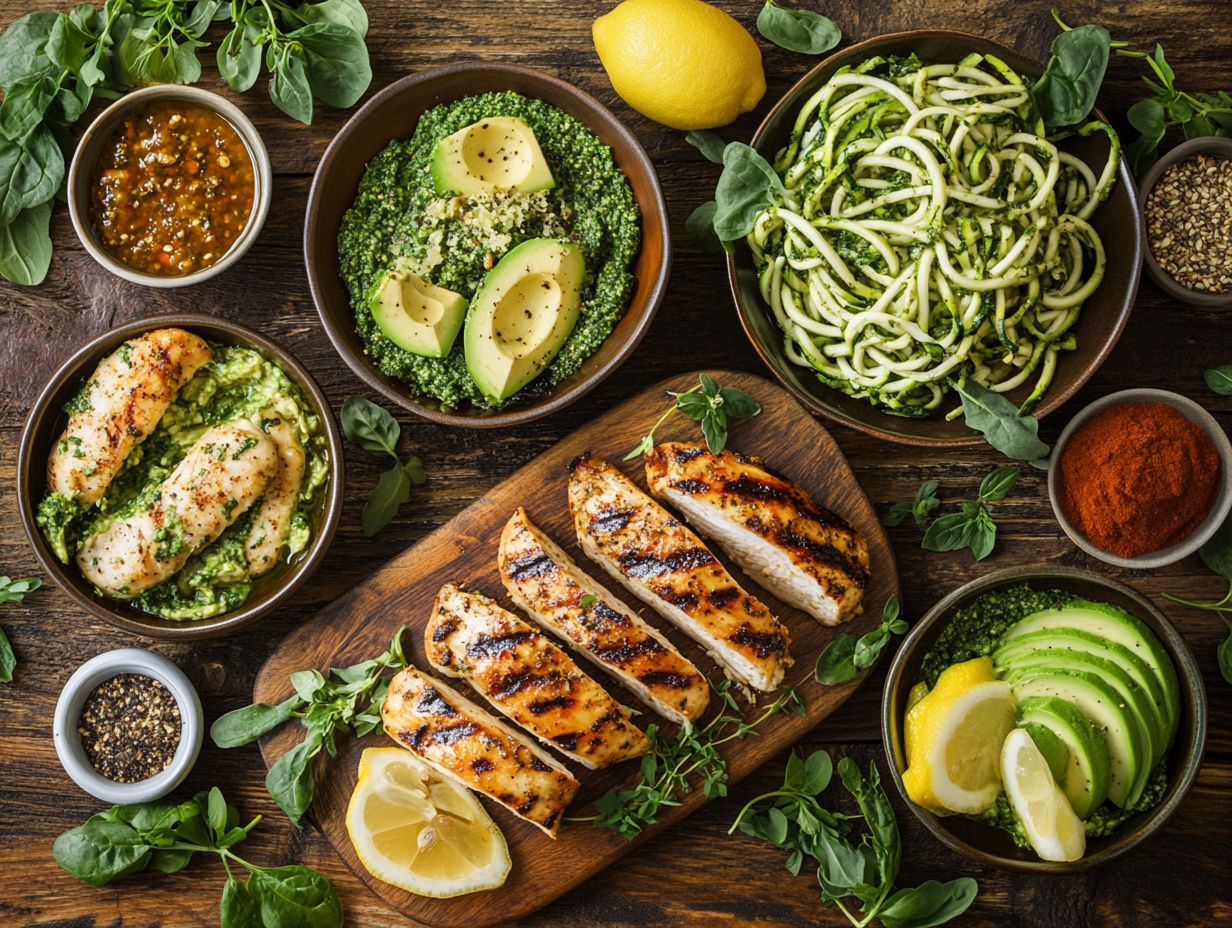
xmin=338 ymin=92 xmax=641 ymax=409
xmin=36 ymin=327 xmax=330 ymax=621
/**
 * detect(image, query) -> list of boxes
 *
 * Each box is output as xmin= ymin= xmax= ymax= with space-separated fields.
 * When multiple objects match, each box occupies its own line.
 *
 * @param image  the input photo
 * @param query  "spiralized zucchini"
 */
xmin=748 ymin=52 xmax=1119 ymax=417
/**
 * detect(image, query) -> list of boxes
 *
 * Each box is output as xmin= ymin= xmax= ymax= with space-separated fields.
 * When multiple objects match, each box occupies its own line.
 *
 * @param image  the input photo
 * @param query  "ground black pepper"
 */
xmin=78 ymin=673 xmax=182 ymax=782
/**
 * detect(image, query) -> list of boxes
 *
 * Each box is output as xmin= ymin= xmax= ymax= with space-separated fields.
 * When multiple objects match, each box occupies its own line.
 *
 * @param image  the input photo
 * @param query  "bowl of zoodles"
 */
xmin=727 ymin=31 xmax=1143 ymax=446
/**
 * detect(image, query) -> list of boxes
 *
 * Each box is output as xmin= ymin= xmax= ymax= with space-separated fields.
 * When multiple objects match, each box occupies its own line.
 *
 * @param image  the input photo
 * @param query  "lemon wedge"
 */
xmin=902 ymin=656 xmax=1017 ymax=814
xmin=346 ymin=747 xmax=511 ymax=898
xmin=1001 ymin=728 xmax=1087 ymax=862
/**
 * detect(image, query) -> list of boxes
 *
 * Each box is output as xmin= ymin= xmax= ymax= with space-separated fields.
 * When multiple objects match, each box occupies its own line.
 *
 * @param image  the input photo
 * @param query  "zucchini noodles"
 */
xmin=748 ymin=53 xmax=1119 ymax=417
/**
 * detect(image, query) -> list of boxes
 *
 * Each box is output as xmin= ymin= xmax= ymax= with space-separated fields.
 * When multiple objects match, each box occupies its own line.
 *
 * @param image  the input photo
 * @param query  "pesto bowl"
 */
xmin=16 ymin=313 xmax=344 ymax=640
xmin=881 ymin=566 xmax=1206 ymax=872
xmin=304 ymin=62 xmax=670 ymax=428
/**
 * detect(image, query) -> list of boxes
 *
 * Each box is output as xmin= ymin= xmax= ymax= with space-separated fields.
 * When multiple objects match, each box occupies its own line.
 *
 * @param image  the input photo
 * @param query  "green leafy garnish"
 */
xmin=53 ymin=787 xmax=342 ymax=928
xmin=341 ymin=396 xmax=427 ymax=536
xmin=1163 ymin=514 xmax=1232 ymax=684
xmin=815 ymin=596 xmax=907 ymax=685
xmin=955 ymin=381 xmax=1050 ymax=467
xmin=881 ymin=480 xmax=940 ymax=528
xmin=1205 ymin=365 xmax=1232 ymax=396
xmin=732 ymin=752 xmax=977 ymax=927
xmin=625 ymin=374 xmax=761 ymax=460
xmin=713 ymin=142 xmax=785 ymax=241
xmin=920 ymin=467 xmax=1019 ymax=562
xmin=755 ymin=0 xmax=840 ymax=56
xmin=686 ymin=200 xmax=724 ymax=253
xmin=209 ymin=627 xmax=409 ymax=824
xmin=685 ymin=129 xmax=726 ymax=164
xmin=1031 ymin=21 xmax=1111 ymax=130
xmin=0 ymin=575 xmax=40 ymax=683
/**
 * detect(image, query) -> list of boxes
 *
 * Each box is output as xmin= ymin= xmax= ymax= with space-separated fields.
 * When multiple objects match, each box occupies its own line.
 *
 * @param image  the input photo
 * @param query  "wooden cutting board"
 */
xmin=254 ymin=370 xmax=900 ymax=927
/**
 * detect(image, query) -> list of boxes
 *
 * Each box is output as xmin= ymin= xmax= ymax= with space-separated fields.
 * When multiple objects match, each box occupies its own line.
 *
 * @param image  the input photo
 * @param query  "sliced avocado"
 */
xmin=463 ymin=238 xmax=584 ymax=404
xmin=994 ymin=648 xmax=1164 ymax=771
xmin=994 ymin=627 xmax=1175 ymax=752
xmin=1007 ymin=668 xmax=1145 ymax=809
xmin=1022 ymin=722 xmax=1070 ymax=788
xmin=1002 ymin=601 xmax=1180 ymax=738
xmin=368 ymin=270 xmax=467 ymax=358
xmin=1017 ymin=696 xmax=1111 ymax=819
xmin=430 ymin=116 xmax=555 ymax=197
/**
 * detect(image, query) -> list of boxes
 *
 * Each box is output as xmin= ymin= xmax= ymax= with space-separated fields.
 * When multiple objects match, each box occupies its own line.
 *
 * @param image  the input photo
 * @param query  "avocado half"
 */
xmin=368 ymin=270 xmax=468 ymax=358
xmin=430 ymin=116 xmax=555 ymax=197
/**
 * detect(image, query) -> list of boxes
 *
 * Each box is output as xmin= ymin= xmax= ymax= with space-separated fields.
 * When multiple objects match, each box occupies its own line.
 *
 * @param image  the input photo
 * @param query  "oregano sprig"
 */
xmin=625 ymin=374 xmax=761 ymax=460
xmin=340 ymin=396 xmax=427 ymax=536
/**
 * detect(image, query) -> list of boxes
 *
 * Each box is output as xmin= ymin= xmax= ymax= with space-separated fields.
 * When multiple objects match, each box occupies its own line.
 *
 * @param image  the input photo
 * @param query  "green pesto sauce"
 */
xmin=36 ymin=344 xmax=329 ymax=621
xmin=337 ymin=91 xmax=641 ymax=410
xmin=918 ymin=584 xmax=1172 ymax=846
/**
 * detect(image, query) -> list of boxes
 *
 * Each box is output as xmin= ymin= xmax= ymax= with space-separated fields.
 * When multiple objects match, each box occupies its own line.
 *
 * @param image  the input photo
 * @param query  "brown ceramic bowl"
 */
xmin=728 ymin=31 xmax=1144 ymax=447
xmin=17 ymin=314 xmax=344 ymax=640
xmin=304 ymin=63 xmax=670 ymax=428
xmin=882 ymin=566 xmax=1206 ymax=872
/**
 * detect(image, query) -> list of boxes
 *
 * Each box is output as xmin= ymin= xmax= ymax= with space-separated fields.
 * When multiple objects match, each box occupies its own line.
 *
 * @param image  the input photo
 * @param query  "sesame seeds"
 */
xmin=78 ymin=673 xmax=182 ymax=783
xmin=1145 ymin=153 xmax=1232 ymax=293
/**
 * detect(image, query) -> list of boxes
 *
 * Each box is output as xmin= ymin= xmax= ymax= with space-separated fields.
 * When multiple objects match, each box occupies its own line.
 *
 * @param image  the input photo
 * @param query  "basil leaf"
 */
xmin=714 ymin=142 xmax=784 ymax=241
xmin=1031 ymin=23 xmax=1111 ymax=129
xmin=699 ymin=409 xmax=727 ymax=453
xmin=814 ymin=632 xmax=857 ymax=684
xmin=249 ymin=864 xmax=343 ymax=928
xmin=814 ymin=828 xmax=867 ymax=892
xmin=405 ymin=455 xmax=427 ymax=485
xmin=210 ymin=695 xmax=301 ymax=748
xmin=1199 ymin=513 xmax=1232 ymax=580
xmin=362 ymin=462 xmax=411 ymax=537
xmin=921 ymin=511 xmax=975 ymax=553
xmin=968 ymin=510 xmax=997 ymax=562
xmin=675 ymin=390 xmax=711 ymax=421
xmin=802 ymin=749 xmax=833 ymax=795
xmin=294 ymin=21 xmax=370 ymax=109
xmin=206 ymin=787 xmax=228 ymax=840
xmin=148 ymin=847 xmax=194 ymax=873
xmin=1126 ymin=96 xmax=1166 ymax=174
xmin=1219 ymin=628 xmax=1232 ymax=686
xmin=0 ymin=126 xmax=63 ymax=225
xmin=0 ymin=625 xmax=15 ymax=683
xmin=217 ymin=24 xmax=261 ymax=93
xmin=852 ymin=627 xmax=886 ymax=669
xmin=269 ymin=49 xmax=314 ymax=124
xmin=912 ymin=480 xmax=940 ymax=524
xmin=977 ymin=465 xmax=1019 ymax=502
xmin=340 ymin=395 xmax=399 ymax=457
xmin=879 ymin=878 xmax=979 ymax=928
xmin=1205 ymin=365 xmax=1232 ymax=396
xmin=881 ymin=501 xmax=913 ymax=527
xmin=955 ymin=380 xmax=1049 ymax=463
xmin=296 ymin=0 xmax=369 ymax=36
xmin=221 ymin=876 xmax=263 ymax=928
xmin=685 ymin=130 xmax=726 ymax=164
xmin=52 ymin=819 xmax=152 ymax=886
xmin=0 ymin=200 xmax=52 ymax=285
xmin=718 ymin=385 xmax=761 ymax=419
xmin=686 ymin=200 xmax=724 ymax=253
xmin=756 ymin=0 xmax=841 ymax=55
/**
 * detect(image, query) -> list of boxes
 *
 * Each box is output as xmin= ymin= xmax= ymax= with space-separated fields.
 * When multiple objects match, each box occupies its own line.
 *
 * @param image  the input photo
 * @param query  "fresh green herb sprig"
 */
xmin=954 ymin=381 xmax=1050 ymax=466
xmin=920 ymin=467 xmax=1019 ymax=562
xmin=755 ymin=0 xmax=840 ymax=56
xmin=53 ymin=787 xmax=342 ymax=928
xmin=1163 ymin=516 xmax=1232 ymax=684
xmin=815 ymin=596 xmax=907 ymax=685
xmin=881 ymin=481 xmax=939 ymax=528
xmin=340 ymin=396 xmax=427 ymax=537
xmin=733 ymin=752 xmax=977 ymax=928
xmin=210 ymin=627 xmax=409 ymax=824
xmin=1205 ymin=364 xmax=1232 ymax=396
xmin=625 ymin=374 xmax=761 ymax=460
xmin=1031 ymin=20 xmax=1111 ymax=130
xmin=0 ymin=575 xmax=40 ymax=683
xmin=581 ymin=679 xmax=806 ymax=839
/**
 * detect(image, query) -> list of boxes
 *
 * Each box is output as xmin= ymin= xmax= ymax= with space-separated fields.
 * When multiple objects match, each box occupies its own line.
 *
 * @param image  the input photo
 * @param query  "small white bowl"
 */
xmin=1048 ymin=388 xmax=1232 ymax=569
xmin=67 ymin=84 xmax=272 ymax=288
xmin=53 ymin=648 xmax=204 ymax=804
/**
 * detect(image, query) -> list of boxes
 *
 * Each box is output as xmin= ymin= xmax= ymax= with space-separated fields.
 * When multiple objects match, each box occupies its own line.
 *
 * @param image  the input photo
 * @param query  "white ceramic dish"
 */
xmin=53 ymin=648 xmax=204 ymax=804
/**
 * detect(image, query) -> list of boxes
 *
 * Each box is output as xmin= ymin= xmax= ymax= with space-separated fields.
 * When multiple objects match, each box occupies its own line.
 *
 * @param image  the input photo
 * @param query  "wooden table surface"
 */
xmin=0 ymin=1 xmax=1229 ymax=926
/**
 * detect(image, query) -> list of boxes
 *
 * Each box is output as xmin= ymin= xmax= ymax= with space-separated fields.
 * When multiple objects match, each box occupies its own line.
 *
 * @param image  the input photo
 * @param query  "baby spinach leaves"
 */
xmin=625 ymin=374 xmax=761 ymax=460
xmin=209 ymin=627 xmax=409 ymax=824
xmin=714 ymin=142 xmax=785 ymax=241
xmin=881 ymin=480 xmax=939 ymax=528
xmin=1204 ymin=364 xmax=1232 ymax=396
xmin=341 ymin=396 xmax=427 ymax=537
xmin=732 ymin=752 xmax=977 ymax=927
xmin=1031 ymin=22 xmax=1111 ymax=130
xmin=815 ymin=596 xmax=907 ymax=685
xmin=0 ymin=574 xmax=40 ymax=683
xmin=755 ymin=1 xmax=840 ymax=56
xmin=921 ymin=466 xmax=1019 ymax=562
xmin=955 ymin=381 xmax=1050 ymax=466
xmin=53 ymin=788 xmax=343 ymax=928
xmin=1163 ymin=515 xmax=1232 ymax=685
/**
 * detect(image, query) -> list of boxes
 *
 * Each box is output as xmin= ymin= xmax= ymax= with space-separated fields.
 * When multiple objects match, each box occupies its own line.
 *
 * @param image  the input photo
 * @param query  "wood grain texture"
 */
xmin=253 ymin=370 xmax=900 ymax=928
xmin=0 ymin=1 xmax=1230 ymax=926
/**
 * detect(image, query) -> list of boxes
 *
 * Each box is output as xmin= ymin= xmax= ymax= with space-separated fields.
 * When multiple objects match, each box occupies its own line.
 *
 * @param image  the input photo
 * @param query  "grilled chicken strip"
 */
xmin=382 ymin=666 xmax=580 ymax=838
xmin=645 ymin=443 xmax=870 ymax=626
xmin=425 ymin=582 xmax=649 ymax=769
xmin=48 ymin=328 xmax=212 ymax=510
xmin=244 ymin=406 xmax=306 ymax=577
xmin=77 ymin=420 xmax=277 ymax=597
xmin=499 ymin=508 xmax=709 ymax=725
xmin=568 ymin=454 xmax=791 ymax=693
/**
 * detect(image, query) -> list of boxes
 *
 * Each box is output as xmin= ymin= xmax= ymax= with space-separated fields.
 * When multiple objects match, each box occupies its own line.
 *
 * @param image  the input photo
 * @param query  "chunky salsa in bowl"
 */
xmin=68 ymin=85 xmax=272 ymax=288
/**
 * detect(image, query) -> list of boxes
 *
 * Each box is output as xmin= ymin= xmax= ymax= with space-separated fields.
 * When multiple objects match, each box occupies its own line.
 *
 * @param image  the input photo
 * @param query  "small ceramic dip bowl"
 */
xmin=68 ymin=84 xmax=272 ymax=288
xmin=1047 ymin=388 xmax=1232 ymax=568
xmin=54 ymin=648 xmax=204 ymax=804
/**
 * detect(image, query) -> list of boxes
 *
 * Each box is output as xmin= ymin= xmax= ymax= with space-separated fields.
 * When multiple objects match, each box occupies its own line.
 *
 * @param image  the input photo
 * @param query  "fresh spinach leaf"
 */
xmin=1031 ymin=23 xmax=1111 ymax=129
xmin=342 ymin=396 xmax=426 ymax=536
xmin=249 ymin=865 xmax=343 ymax=928
xmin=294 ymin=21 xmax=370 ymax=109
xmin=217 ymin=24 xmax=262 ymax=92
xmin=978 ymin=466 xmax=1019 ymax=502
xmin=756 ymin=0 xmax=840 ymax=55
xmin=269 ymin=49 xmax=314 ymax=124
xmin=687 ymin=200 xmax=724 ymax=253
xmin=685 ymin=130 xmax=727 ymax=164
xmin=815 ymin=596 xmax=905 ymax=684
xmin=0 ymin=625 xmax=14 ymax=683
xmin=210 ymin=695 xmax=302 ymax=748
xmin=714 ymin=142 xmax=784 ymax=241
xmin=879 ymin=878 xmax=979 ymax=928
xmin=882 ymin=480 xmax=939 ymax=527
xmin=296 ymin=0 xmax=369 ymax=35
xmin=1205 ymin=365 xmax=1232 ymax=396
xmin=955 ymin=380 xmax=1049 ymax=465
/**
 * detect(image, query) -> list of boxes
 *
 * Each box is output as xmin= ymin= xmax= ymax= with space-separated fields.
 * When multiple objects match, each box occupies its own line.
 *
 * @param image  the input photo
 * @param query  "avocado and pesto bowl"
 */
xmin=17 ymin=314 xmax=343 ymax=639
xmin=305 ymin=63 xmax=670 ymax=427
xmin=882 ymin=567 xmax=1206 ymax=872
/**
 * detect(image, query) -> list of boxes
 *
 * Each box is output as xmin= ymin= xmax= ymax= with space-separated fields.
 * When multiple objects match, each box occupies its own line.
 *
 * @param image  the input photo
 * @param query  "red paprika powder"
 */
xmin=1057 ymin=401 xmax=1221 ymax=558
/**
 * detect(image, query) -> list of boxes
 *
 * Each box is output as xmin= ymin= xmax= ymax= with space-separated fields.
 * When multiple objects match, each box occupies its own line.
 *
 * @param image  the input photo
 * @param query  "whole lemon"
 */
xmin=593 ymin=0 xmax=766 ymax=130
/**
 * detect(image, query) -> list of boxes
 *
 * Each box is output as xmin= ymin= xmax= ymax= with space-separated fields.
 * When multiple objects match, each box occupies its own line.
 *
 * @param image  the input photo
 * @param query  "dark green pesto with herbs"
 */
xmin=337 ymin=91 xmax=641 ymax=410
xmin=37 ymin=345 xmax=329 ymax=620
xmin=919 ymin=584 xmax=1171 ymax=846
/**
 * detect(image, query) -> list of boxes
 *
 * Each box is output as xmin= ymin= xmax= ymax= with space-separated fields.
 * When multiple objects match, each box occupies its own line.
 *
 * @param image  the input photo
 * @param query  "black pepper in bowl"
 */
xmin=1145 ymin=153 xmax=1232 ymax=293
xmin=78 ymin=673 xmax=182 ymax=782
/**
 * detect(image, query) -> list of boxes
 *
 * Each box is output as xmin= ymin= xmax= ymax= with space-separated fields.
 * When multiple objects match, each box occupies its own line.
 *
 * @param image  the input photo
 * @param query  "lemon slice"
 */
xmin=346 ymin=747 xmax=511 ymax=898
xmin=902 ymin=657 xmax=1017 ymax=814
xmin=1001 ymin=728 xmax=1086 ymax=862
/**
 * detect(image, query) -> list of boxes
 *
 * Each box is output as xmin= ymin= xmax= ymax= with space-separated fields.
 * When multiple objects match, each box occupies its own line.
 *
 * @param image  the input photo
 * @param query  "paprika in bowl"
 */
xmin=1048 ymin=389 xmax=1232 ymax=568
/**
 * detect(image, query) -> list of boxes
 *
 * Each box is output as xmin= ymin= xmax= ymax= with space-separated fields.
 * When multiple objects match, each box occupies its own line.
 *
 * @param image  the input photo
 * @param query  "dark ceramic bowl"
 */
xmin=17 ymin=314 xmax=344 ymax=640
xmin=881 ymin=566 xmax=1206 ymax=872
xmin=728 ymin=31 xmax=1144 ymax=447
xmin=304 ymin=63 xmax=671 ymax=428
